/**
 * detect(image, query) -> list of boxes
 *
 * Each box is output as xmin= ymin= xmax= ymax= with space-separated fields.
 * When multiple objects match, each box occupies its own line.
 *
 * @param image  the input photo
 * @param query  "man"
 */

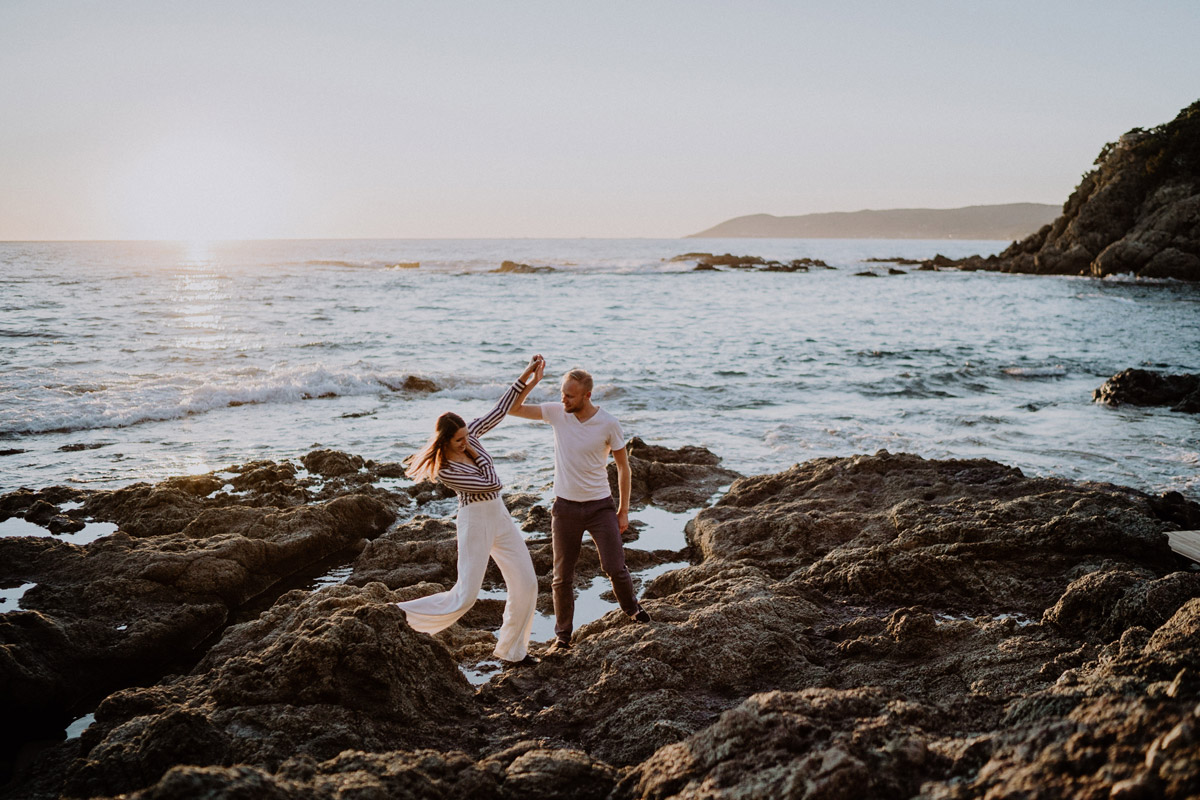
xmin=509 ymin=364 xmax=651 ymax=652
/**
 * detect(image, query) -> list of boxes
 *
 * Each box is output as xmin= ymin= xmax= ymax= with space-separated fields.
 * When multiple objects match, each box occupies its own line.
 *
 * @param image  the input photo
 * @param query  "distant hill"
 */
xmin=688 ymin=203 xmax=1060 ymax=240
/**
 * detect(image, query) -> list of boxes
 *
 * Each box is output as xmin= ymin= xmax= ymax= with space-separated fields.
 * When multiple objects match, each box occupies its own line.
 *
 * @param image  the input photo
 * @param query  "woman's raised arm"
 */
xmin=470 ymin=356 xmax=544 ymax=435
xmin=509 ymin=355 xmax=545 ymax=421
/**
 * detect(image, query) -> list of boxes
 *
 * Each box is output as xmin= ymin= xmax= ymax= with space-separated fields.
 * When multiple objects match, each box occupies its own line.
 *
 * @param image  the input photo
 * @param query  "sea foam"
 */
xmin=0 ymin=365 xmax=442 ymax=435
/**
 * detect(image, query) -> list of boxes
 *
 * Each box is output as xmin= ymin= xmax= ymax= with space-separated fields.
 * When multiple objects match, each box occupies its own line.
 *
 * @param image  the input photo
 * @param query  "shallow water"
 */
xmin=2 ymin=238 xmax=1197 ymax=501
xmin=0 ymin=516 xmax=119 ymax=546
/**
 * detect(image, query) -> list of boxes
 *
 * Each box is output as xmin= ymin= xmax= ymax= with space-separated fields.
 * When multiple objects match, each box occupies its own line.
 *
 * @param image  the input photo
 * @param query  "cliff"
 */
xmin=953 ymin=100 xmax=1200 ymax=281
xmin=687 ymin=203 xmax=1059 ymax=240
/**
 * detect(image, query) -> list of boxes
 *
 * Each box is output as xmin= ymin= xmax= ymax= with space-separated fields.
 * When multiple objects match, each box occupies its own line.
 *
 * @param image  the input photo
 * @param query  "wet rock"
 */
xmin=1043 ymin=568 xmax=1152 ymax=639
xmin=66 ymin=708 xmax=233 ymax=798
xmin=61 ymin=583 xmax=479 ymax=798
xmin=482 ymin=564 xmax=829 ymax=766
xmin=926 ymin=597 xmax=1200 ymax=799
xmin=487 ymin=740 xmax=617 ymax=800
xmin=7 ymin=450 xmax=1200 ymax=799
xmin=228 ymin=461 xmax=305 ymax=504
xmin=80 ymin=481 xmax=221 ymax=537
xmin=348 ymin=516 xmax=460 ymax=588
xmin=403 ymin=375 xmax=440 ymax=392
xmin=410 ymin=479 xmax=458 ymax=505
xmin=0 ymin=484 xmax=87 ymax=525
xmin=301 ymin=448 xmax=365 ymax=478
xmin=0 ymin=488 xmax=36 ymax=518
xmin=607 ymin=437 xmax=741 ymax=512
xmin=46 ymin=514 xmax=86 ymax=534
xmin=0 ymin=491 xmax=396 ymax=764
xmin=493 ymin=260 xmax=555 ymax=274
xmin=76 ymin=454 xmax=407 ymax=536
xmin=110 ymin=740 xmax=619 ymax=800
xmin=696 ymin=253 xmax=766 ymax=268
xmin=367 ymin=459 xmax=407 ymax=479
xmin=865 ymin=257 xmax=922 ymax=265
xmin=504 ymin=492 xmax=552 ymax=533
xmin=691 ymin=452 xmax=1175 ymax=612
xmin=672 ymin=253 xmax=828 ymax=272
xmin=622 ymin=688 xmax=941 ymax=800
xmin=1149 ymin=490 xmax=1200 ymax=530
xmin=57 ymin=442 xmax=110 ymax=452
xmin=23 ymin=499 xmax=60 ymax=525
xmin=1093 ymin=368 xmax=1200 ymax=413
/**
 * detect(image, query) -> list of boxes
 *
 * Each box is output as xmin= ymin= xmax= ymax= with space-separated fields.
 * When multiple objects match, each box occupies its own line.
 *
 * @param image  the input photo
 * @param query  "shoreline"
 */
xmin=3 ymin=444 xmax=1200 ymax=798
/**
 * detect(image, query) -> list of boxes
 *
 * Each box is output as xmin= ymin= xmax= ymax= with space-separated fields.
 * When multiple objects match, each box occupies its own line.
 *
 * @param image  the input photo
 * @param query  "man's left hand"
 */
xmin=617 ymin=509 xmax=629 ymax=533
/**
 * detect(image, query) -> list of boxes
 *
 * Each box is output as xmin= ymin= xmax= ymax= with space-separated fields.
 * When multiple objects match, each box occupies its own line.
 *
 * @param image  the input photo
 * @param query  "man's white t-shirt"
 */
xmin=538 ymin=403 xmax=625 ymax=501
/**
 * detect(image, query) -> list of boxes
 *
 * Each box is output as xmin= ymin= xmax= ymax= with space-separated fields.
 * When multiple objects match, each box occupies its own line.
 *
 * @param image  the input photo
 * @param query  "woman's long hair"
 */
xmin=404 ymin=412 xmax=466 ymax=482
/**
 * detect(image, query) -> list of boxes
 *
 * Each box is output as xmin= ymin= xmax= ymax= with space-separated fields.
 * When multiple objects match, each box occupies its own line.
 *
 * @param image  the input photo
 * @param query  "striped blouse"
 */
xmin=437 ymin=378 xmax=526 ymax=505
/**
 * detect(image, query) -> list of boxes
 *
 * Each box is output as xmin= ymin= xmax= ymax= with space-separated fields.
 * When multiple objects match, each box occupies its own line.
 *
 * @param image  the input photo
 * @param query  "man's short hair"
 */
xmin=562 ymin=368 xmax=593 ymax=393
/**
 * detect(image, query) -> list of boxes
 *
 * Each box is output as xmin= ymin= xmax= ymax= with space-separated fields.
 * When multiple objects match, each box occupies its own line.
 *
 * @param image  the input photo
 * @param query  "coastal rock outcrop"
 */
xmin=607 ymin=436 xmax=741 ymax=512
xmin=60 ymin=584 xmax=478 ymax=798
xmin=493 ymin=260 xmax=555 ymax=274
xmin=669 ymin=253 xmax=831 ymax=272
xmin=945 ymin=100 xmax=1200 ymax=281
xmin=1093 ymin=368 xmax=1200 ymax=413
xmin=0 ymin=460 xmax=398 ymax=768
xmin=6 ymin=450 xmax=1200 ymax=799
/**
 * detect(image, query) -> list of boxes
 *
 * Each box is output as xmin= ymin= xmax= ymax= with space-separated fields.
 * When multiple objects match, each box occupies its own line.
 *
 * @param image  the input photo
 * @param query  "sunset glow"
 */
xmin=109 ymin=136 xmax=294 ymax=241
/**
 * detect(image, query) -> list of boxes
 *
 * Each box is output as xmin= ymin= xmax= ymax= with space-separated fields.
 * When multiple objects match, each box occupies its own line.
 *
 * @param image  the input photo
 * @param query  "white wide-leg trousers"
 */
xmin=396 ymin=497 xmax=538 ymax=662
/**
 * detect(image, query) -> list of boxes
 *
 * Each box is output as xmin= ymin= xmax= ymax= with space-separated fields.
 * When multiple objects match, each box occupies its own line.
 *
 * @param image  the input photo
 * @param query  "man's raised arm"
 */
xmin=509 ymin=356 xmax=545 ymax=420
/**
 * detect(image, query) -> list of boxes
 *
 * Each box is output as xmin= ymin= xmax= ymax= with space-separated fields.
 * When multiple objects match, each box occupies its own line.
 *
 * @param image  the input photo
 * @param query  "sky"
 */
xmin=1 ymin=1 xmax=1197 ymax=241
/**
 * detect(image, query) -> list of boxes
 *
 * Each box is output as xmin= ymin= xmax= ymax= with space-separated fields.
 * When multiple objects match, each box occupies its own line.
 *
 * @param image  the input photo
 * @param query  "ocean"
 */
xmin=2 ymin=238 xmax=1198 ymax=502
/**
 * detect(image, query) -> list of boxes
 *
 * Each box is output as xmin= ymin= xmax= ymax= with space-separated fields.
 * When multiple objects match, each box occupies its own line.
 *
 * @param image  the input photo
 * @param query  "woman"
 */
xmin=398 ymin=355 xmax=545 ymax=665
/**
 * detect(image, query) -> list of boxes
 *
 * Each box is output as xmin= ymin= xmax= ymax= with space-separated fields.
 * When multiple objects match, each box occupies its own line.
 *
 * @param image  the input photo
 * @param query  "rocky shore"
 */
xmin=3 ymin=447 xmax=1199 ymax=799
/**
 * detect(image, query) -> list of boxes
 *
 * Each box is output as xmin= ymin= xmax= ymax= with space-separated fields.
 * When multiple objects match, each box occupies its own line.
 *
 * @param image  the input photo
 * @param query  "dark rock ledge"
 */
xmin=3 ymin=450 xmax=1200 ymax=799
xmin=1093 ymin=368 xmax=1200 ymax=414
xmin=0 ymin=451 xmax=406 ymax=766
xmin=669 ymin=253 xmax=832 ymax=272
xmin=492 ymin=261 xmax=555 ymax=274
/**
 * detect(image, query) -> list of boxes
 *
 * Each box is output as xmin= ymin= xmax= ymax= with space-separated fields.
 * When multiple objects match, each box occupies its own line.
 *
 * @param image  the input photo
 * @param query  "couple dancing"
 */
xmin=398 ymin=356 xmax=650 ymax=666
